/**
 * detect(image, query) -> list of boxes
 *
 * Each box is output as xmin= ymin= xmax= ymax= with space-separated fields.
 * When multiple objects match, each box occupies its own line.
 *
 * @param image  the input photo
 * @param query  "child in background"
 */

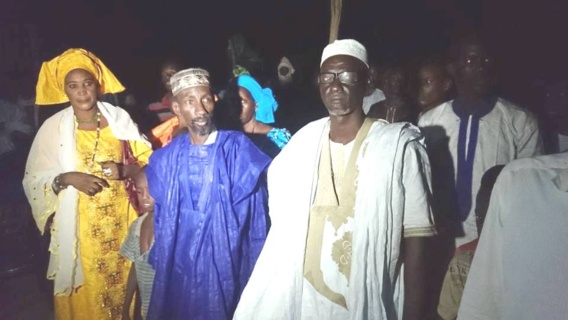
xmin=367 ymin=63 xmax=417 ymax=124
xmin=121 ymin=167 xmax=156 ymax=320
xmin=416 ymin=57 xmax=454 ymax=114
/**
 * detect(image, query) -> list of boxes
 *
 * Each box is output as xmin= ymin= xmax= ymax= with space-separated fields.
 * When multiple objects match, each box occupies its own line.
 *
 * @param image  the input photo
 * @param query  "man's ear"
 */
xmin=171 ymin=99 xmax=181 ymax=116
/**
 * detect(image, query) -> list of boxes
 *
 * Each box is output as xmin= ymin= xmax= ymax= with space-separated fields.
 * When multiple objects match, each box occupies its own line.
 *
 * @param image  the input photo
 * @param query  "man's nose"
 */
xmin=194 ymin=101 xmax=208 ymax=115
xmin=329 ymin=78 xmax=344 ymax=92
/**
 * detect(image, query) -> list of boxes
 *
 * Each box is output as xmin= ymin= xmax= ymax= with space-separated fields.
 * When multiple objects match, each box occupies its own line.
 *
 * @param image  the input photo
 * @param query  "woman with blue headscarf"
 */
xmin=219 ymin=75 xmax=291 ymax=158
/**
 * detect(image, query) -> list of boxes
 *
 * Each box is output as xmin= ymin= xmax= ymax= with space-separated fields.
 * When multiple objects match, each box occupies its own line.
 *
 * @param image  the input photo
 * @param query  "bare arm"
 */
xmin=403 ymin=237 xmax=428 ymax=320
xmin=122 ymin=263 xmax=138 ymax=320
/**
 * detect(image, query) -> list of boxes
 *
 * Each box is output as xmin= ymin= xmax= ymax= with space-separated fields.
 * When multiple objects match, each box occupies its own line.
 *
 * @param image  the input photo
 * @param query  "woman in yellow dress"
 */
xmin=23 ymin=49 xmax=152 ymax=319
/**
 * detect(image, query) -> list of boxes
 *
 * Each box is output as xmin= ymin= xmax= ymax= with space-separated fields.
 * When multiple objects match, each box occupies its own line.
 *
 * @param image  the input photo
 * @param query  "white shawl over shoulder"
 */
xmin=22 ymin=101 xmax=150 ymax=296
xmin=234 ymin=117 xmax=432 ymax=319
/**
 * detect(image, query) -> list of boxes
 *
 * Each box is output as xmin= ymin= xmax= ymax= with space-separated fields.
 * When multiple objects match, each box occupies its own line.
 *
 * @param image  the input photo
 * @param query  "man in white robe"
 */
xmin=458 ymin=152 xmax=568 ymax=319
xmin=418 ymin=35 xmax=542 ymax=250
xmin=234 ymin=39 xmax=435 ymax=320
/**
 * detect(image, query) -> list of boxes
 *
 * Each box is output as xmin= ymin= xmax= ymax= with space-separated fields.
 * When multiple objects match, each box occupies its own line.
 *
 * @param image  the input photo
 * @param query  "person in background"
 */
xmin=415 ymin=57 xmax=454 ymax=319
xmin=146 ymin=68 xmax=270 ymax=320
xmin=419 ymin=34 xmax=542 ymax=250
xmin=0 ymin=98 xmax=34 ymax=157
xmin=437 ymin=165 xmax=504 ymax=320
xmin=417 ymin=57 xmax=454 ymax=114
xmin=147 ymin=60 xmax=179 ymax=124
xmin=219 ymin=75 xmax=291 ymax=158
xmin=458 ymin=152 xmax=568 ymax=319
xmin=368 ymin=63 xmax=417 ymax=123
xmin=148 ymin=61 xmax=187 ymax=149
xmin=23 ymin=48 xmax=152 ymax=319
xmin=121 ymin=167 xmax=156 ymax=320
xmin=418 ymin=35 xmax=542 ymax=317
xmin=270 ymin=54 xmax=327 ymax=135
xmin=277 ymin=56 xmax=295 ymax=86
xmin=362 ymin=60 xmax=386 ymax=115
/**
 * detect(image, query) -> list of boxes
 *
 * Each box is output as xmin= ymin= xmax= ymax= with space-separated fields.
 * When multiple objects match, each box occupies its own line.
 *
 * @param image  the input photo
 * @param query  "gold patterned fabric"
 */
xmin=54 ymin=126 xmax=150 ymax=320
xmin=303 ymin=118 xmax=373 ymax=309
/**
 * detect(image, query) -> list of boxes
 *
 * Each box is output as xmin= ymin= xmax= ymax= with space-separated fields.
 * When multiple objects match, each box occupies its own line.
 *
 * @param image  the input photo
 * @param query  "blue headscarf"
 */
xmin=237 ymin=75 xmax=279 ymax=124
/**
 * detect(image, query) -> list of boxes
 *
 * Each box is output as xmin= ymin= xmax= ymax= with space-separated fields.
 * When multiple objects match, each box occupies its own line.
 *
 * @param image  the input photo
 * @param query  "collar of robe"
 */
xmin=452 ymin=96 xmax=498 ymax=221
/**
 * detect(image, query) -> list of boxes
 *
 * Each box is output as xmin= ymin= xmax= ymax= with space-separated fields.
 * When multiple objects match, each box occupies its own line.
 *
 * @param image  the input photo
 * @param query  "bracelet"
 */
xmin=52 ymin=174 xmax=67 ymax=193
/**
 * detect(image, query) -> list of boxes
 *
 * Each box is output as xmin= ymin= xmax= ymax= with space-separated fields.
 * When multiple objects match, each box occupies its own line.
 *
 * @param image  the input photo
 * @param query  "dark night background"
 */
xmin=1 ymin=0 xmax=567 ymax=111
xmin=0 ymin=2 xmax=566 ymax=318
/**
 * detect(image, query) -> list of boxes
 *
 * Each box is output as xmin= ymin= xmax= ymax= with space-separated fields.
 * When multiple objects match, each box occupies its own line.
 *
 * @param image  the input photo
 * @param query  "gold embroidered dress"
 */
xmin=54 ymin=125 xmax=151 ymax=319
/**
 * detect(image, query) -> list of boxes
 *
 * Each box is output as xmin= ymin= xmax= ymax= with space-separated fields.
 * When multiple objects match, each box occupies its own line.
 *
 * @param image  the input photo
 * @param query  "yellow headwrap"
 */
xmin=35 ymin=48 xmax=126 ymax=105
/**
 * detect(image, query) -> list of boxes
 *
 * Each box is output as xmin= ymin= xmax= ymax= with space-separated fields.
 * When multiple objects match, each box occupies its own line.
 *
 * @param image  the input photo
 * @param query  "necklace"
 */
xmin=328 ymin=138 xmax=340 ymax=204
xmin=85 ymin=112 xmax=102 ymax=173
xmin=75 ymin=111 xmax=98 ymax=124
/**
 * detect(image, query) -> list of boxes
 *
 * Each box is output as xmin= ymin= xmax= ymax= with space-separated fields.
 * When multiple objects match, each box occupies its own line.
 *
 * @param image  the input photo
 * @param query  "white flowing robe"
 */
xmin=458 ymin=153 xmax=568 ymax=320
xmin=22 ymin=102 xmax=150 ymax=296
xmin=234 ymin=117 xmax=435 ymax=320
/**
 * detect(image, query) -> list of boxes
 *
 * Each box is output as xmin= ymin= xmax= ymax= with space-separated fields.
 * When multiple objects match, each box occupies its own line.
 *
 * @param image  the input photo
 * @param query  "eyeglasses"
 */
xmin=318 ymin=71 xmax=359 ymax=84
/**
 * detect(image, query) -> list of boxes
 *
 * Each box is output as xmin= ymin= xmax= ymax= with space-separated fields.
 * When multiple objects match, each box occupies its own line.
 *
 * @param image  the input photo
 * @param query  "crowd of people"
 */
xmin=13 ymin=32 xmax=568 ymax=320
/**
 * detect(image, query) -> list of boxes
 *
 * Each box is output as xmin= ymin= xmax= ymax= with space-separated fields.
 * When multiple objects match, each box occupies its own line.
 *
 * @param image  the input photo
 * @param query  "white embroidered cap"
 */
xmin=170 ymin=68 xmax=210 ymax=96
xmin=320 ymin=39 xmax=369 ymax=68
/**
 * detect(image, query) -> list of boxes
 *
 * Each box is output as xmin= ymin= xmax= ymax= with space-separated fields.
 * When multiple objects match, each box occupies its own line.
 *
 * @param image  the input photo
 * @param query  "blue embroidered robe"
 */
xmin=146 ymin=130 xmax=271 ymax=320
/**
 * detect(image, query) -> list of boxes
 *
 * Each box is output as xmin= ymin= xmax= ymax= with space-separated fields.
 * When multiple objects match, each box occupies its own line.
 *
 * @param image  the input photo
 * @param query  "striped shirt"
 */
xmin=120 ymin=213 xmax=155 ymax=319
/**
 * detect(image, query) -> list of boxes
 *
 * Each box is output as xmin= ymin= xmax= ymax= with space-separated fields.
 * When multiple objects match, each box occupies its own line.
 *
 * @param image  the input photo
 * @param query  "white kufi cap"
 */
xmin=320 ymin=39 xmax=369 ymax=67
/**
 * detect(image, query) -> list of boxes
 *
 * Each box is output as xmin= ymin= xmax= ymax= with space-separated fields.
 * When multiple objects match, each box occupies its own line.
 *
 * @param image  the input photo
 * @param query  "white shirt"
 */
xmin=418 ymin=98 xmax=542 ymax=247
xmin=301 ymin=140 xmax=354 ymax=319
xmin=362 ymin=88 xmax=386 ymax=114
xmin=458 ymin=153 xmax=568 ymax=320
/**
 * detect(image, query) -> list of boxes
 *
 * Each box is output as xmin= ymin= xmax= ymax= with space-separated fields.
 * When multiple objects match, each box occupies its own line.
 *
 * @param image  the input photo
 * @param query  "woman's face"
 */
xmin=64 ymin=69 xmax=99 ymax=111
xmin=238 ymin=87 xmax=256 ymax=124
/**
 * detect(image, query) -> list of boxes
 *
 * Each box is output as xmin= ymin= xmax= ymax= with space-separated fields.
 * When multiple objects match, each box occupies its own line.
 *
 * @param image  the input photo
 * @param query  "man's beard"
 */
xmin=190 ymin=115 xmax=214 ymax=136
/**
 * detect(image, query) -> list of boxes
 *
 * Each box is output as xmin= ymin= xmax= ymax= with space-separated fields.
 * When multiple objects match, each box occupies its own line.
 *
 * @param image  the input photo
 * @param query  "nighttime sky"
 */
xmin=2 ymin=0 xmax=567 ymax=106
